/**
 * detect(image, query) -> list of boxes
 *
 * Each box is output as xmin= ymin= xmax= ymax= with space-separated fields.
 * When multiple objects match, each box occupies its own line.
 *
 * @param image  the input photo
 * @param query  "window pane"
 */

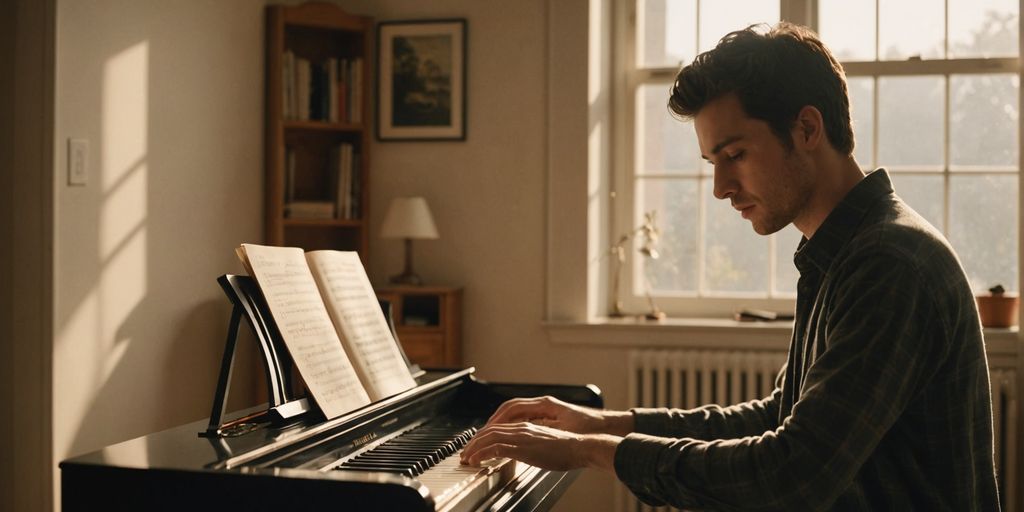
xmin=638 ymin=0 xmax=697 ymax=68
xmin=950 ymin=74 xmax=1018 ymax=168
xmin=848 ymin=77 xmax=875 ymax=169
xmin=949 ymin=175 xmax=1018 ymax=292
xmin=818 ymin=0 xmax=876 ymax=60
xmin=772 ymin=224 xmax=802 ymax=295
xmin=878 ymin=76 xmax=944 ymax=167
xmin=698 ymin=0 xmax=779 ymax=53
xmin=639 ymin=178 xmax=699 ymax=292
xmin=949 ymin=0 xmax=1018 ymax=58
xmin=890 ymin=174 xmax=944 ymax=231
xmin=702 ymin=180 xmax=768 ymax=293
xmin=638 ymin=84 xmax=700 ymax=175
xmin=879 ymin=0 xmax=944 ymax=60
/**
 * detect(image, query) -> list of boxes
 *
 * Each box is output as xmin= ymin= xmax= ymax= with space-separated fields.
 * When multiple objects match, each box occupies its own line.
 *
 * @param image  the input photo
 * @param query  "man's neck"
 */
xmin=793 ymin=155 xmax=865 ymax=239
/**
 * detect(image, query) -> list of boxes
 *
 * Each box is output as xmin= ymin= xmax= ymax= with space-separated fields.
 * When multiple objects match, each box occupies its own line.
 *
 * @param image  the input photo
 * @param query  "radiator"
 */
xmin=618 ymin=349 xmax=1019 ymax=512
xmin=992 ymin=368 xmax=1019 ymax=512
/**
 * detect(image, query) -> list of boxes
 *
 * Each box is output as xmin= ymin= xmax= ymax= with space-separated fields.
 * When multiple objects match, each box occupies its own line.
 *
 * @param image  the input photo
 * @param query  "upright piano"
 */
xmin=60 ymin=368 xmax=602 ymax=511
xmin=61 ymin=274 xmax=601 ymax=510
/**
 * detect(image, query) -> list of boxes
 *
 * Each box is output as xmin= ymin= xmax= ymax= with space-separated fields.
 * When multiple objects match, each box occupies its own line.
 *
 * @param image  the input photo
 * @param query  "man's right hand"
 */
xmin=482 ymin=396 xmax=634 ymax=436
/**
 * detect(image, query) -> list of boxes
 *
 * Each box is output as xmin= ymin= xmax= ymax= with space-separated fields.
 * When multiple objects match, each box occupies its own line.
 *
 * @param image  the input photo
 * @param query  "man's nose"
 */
xmin=713 ymin=167 xmax=737 ymax=200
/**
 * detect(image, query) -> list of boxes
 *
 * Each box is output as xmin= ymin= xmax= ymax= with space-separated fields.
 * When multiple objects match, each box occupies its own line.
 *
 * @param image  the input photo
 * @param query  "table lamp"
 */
xmin=380 ymin=196 xmax=439 ymax=286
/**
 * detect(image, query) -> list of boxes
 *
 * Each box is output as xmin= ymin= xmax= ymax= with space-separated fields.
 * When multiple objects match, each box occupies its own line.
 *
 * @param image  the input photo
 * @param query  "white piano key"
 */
xmin=417 ymin=455 xmax=525 ymax=512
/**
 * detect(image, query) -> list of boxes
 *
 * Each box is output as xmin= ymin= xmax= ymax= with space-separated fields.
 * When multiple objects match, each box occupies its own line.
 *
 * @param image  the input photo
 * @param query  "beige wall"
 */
xmin=52 ymin=0 xmax=267 ymax=506
xmin=340 ymin=1 xmax=624 ymax=509
xmin=44 ymin=0 xmax=624 ymax=511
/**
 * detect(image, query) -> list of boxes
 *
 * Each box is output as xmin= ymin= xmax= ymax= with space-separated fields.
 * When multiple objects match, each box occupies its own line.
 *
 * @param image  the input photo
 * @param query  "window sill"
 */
xmin=544 ymin=317 xmax=1021 ymax=357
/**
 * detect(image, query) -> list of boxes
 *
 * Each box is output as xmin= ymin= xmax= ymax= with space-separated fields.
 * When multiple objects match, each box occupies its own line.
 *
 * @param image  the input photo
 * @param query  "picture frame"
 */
xmin=377 ymin=19 xmax=467 ymax=141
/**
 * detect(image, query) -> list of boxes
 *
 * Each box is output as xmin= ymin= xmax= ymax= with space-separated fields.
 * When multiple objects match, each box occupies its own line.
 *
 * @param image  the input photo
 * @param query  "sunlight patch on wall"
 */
xmin=588 ymin=0 xmax=606 ymax=105
xmin=102 ymin=42 xmax=148 ymax=191
xmin=100 ymin=164 xmax=147 ymax=259
xmin=99 ymin=227 xmax=147 ymax=362
xmin=54 ymin=291 xmax=100 ymax=458
xmin=90 ymin=36 xmax=149 ymax=387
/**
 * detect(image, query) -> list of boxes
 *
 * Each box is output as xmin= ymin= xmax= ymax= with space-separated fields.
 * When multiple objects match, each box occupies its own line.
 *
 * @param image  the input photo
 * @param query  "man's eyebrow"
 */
xmin=700 ymin=135 xmax=744 ymax=161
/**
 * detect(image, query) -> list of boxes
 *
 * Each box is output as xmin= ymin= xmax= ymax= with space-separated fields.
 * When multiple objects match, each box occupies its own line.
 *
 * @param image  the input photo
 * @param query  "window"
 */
xmin=617 ymin=0 xmax=1020 ymax=317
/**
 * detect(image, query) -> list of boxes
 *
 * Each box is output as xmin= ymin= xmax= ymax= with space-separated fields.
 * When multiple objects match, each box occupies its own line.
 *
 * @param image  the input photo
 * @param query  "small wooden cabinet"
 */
xmin=377 ymin=286 xmax=462 ymax=368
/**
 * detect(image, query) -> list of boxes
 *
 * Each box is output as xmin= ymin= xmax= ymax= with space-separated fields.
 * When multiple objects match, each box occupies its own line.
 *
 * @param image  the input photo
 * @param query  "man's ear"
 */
xmin=792 ymin=105 xmax=825 ymax=150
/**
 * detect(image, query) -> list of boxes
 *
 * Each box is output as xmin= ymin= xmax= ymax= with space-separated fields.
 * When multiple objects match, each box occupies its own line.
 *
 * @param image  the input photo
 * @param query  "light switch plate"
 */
xmin=68 ymin=138 xmax=88 ymax=186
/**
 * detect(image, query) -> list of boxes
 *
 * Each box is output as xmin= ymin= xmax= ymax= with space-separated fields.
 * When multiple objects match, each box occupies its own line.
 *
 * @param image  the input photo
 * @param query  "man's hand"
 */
xmin=459 ymin=422 xmax=622 ymax=472
xmin=481 ymin=396 xmax=634 ymax=436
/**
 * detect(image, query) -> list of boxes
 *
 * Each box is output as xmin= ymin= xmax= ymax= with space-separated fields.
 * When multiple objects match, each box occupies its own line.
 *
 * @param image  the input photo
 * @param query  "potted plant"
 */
xmin=976 ymin=284 xmax=1019 ymax=328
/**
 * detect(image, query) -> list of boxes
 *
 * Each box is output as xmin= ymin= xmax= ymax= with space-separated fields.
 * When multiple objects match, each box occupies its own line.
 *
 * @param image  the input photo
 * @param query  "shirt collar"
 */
xmin=793 ymin=168 xmax=894 ymax=275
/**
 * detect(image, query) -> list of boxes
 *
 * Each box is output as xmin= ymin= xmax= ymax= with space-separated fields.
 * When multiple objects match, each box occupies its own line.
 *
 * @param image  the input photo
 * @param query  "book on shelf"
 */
xmin=285 ymin=148 xmax=296 ymax=203
xmin=285 ymin=200 xmax=335 ymax=219
xmin=236 ymin=243 xmax=417 ymax=419
xmin=282 ymin=53 xmax=363 ymax=123
xmin=330 ymin=142 xmax=359 ymax=220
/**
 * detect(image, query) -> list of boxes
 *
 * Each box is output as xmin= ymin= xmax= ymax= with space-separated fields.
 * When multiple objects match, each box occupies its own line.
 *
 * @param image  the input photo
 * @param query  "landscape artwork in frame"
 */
xmin=377 ymin=19 xmax=467 ymax=141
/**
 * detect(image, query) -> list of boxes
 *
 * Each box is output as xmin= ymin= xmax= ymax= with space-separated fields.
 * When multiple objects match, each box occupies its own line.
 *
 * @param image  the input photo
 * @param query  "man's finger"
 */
xmin=462 ymin=423 xmax=527 ymax=458
xmin=485 ymin=398 xmax=549 ymax=426
xmin=465 ymin=442 xmax=516 ymax=466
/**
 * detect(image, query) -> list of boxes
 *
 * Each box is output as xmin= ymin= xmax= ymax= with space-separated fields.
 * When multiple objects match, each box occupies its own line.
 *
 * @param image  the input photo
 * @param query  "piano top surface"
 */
xmin=60 ymin=369 xmax=473 ymax=473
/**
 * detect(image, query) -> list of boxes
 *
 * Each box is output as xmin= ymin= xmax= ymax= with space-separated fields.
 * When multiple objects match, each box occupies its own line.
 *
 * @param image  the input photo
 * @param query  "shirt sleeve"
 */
xmin=631 ymin=383 xmax=783 ymax=440
xmin=613 ymin=252 xmax=949 ymax=510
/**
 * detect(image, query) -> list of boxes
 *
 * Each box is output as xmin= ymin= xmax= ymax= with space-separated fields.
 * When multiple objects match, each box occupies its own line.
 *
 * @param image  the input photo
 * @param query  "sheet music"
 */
xmin=306 ymin=250 xmax=416 ymax=401
xmin=240 ymin=244 xmax=370 ymax=419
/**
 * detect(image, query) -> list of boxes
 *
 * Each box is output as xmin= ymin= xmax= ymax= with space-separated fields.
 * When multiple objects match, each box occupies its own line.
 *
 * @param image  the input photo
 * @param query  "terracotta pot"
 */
xmin=976 ymin=293 xmax=1019 ymax=328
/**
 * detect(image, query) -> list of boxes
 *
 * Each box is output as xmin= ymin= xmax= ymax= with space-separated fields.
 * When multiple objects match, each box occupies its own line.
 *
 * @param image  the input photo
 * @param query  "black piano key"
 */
xmin=368 ymin=448 xmax=447 ymax=462
xmin=337 ymin=463 xmax=415 ymax=477
xmin=350 ymin=458 xmax=425 ymax=473
xmin=335 ymin=419 xmax=482 ymax=479
xmin=342 ymin=460 xmax=418 ymax=472
xmin=366 ymin=451 xmax=438 ymax=466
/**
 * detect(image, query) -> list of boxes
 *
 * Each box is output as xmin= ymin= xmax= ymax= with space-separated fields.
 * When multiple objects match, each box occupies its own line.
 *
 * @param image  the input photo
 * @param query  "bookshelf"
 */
xmin=265 ymin=3 xmax=372 ymax=257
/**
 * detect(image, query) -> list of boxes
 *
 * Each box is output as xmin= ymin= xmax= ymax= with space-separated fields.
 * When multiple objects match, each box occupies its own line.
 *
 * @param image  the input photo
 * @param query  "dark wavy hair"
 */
xmin=669 ymin=22 xmax=854 ymax=155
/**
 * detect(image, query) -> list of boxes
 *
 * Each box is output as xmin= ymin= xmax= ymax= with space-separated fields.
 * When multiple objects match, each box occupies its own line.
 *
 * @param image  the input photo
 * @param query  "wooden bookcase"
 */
xmin=265 ymin=3 xmax=372 ymax=257
xmin=376 ymin=286 xmax=463 ymax=368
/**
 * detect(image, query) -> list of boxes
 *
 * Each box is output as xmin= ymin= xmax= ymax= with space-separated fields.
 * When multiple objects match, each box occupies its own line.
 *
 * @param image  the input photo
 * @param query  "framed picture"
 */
xmin=377 ymin=19 xmax=467 ymax=141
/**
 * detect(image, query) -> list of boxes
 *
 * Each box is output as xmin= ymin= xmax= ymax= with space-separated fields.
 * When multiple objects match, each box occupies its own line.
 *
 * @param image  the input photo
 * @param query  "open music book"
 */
xmin=237 ymin=243 xmax=416 ymax=419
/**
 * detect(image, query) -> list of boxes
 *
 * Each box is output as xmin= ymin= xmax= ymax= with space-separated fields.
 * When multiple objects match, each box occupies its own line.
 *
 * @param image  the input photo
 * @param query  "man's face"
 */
xmin=694 ymin=93 xmax=815 ymax=236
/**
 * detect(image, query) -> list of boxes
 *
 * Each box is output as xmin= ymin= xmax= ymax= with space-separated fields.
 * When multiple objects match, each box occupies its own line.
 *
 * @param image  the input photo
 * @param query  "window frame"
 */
xmin=613 ymin=0 xmax=1022 ymax=317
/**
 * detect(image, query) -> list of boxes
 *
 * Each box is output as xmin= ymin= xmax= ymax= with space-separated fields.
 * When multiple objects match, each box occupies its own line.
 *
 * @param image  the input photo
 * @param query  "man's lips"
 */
xmin=734 ymin=204 xmax=755 ymax=219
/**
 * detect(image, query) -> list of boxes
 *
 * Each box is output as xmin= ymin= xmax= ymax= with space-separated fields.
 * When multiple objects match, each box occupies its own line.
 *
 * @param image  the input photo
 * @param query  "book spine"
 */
xmin=332 ymin=144 xmax=342 ymax=218
xmin=297 ymin=58 xmax=310 ymax=121
xmin=328 ymin=58 xmax=338 ymax=123
xmin=352 ymin=150 xmax=361 ymax=219
xmin=285 ymin=147 xmax=295 ymax=204
xmin=282 ymin=51 xmax=291 ymax=120
xmin=352 ymin=58 xmax=362 ymax=124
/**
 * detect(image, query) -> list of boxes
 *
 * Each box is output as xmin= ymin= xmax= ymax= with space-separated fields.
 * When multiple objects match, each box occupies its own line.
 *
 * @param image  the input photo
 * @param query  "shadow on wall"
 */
xmin=56 ymin=0 xmax=264 ymax=464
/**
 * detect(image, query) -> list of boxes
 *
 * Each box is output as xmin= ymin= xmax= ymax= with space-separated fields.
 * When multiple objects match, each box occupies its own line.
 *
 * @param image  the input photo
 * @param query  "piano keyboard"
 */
xmin=332 ymin=420 xmax=521 ymax=511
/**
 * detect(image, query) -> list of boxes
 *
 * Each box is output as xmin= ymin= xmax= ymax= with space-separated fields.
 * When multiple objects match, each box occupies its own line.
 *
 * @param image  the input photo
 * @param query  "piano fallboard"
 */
xmin=60 ymin=368 xmax=603 ymax=511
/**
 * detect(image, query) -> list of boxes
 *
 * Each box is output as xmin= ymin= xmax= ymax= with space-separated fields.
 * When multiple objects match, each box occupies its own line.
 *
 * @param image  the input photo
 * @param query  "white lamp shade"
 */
xmin=380 ymin=196 xmax=439 ymax=239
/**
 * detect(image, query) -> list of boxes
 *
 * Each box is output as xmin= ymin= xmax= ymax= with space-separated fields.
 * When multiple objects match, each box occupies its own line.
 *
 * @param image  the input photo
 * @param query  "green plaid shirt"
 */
xmin=614 ymin=169 xmax=1000 ymax=511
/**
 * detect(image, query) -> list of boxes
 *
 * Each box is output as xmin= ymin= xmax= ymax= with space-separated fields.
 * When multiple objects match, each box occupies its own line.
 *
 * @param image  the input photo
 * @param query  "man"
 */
xmin=460 ymin=23 xmax=1000 ymax=510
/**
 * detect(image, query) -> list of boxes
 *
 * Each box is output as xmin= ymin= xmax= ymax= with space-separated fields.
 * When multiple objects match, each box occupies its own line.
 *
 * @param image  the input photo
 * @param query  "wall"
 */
xmin=52 ymin=0 xmax=267 ymax=506
xmin=337 ymin=1 xmax=624 ymax=509
xmin=48 ymin=1 xmax=624 ymax=511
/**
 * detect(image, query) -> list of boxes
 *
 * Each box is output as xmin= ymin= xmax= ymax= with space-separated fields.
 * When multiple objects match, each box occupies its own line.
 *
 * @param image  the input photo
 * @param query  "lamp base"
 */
xmin=389 ymin=271 xmax=423 ymax=286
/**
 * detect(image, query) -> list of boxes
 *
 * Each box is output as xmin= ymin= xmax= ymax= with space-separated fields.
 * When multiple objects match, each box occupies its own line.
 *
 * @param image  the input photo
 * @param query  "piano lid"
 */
xmin=61 ymin=368 xmax=475 ymax=473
